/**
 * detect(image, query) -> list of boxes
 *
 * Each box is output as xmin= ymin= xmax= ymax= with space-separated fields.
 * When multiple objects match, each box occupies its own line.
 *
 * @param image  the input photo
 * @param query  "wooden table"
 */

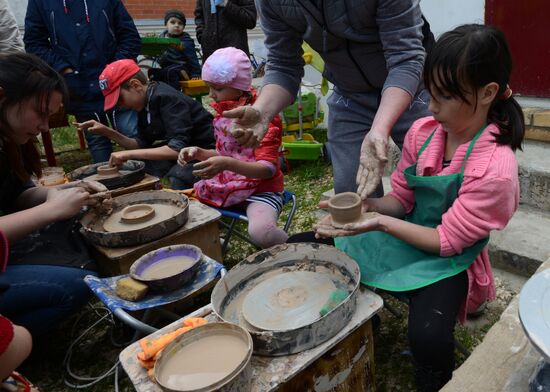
xmin=120 ymin=287 xmax=383 ymax=391
xmin=90 ymin=200 xmax=222 ymax=277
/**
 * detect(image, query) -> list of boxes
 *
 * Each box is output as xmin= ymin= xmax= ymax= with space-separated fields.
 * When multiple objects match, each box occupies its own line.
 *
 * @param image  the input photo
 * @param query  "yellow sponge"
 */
xmin=116 ymin=277 xmax=148 ymax=301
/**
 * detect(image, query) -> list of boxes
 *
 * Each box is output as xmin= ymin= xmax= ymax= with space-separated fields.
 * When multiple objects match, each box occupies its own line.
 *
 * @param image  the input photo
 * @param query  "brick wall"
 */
xmin=123 ymin=0 xmax=196 ymax=21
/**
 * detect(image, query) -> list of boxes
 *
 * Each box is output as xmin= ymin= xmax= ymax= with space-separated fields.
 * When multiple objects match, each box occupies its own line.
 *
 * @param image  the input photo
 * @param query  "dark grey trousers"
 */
xmin=327 ymin=87 xmax=431 ymax=196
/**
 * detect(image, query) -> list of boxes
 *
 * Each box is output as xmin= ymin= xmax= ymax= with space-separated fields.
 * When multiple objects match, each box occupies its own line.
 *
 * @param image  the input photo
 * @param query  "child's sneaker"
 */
xmin=1 ymin=372 xmax=41 ymax=392
xmin=467 ymin=301 xmax=487 ymax=318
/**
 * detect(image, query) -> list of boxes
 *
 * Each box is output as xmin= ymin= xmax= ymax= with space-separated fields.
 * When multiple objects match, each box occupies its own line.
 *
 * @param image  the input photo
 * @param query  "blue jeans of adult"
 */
xmin=327 ymin=87 xmax=431 ymax=197
xmin=0 ymin=265 xmax=96 ymax=338
xmin=76 ymin=108 xmax=138 ymax=163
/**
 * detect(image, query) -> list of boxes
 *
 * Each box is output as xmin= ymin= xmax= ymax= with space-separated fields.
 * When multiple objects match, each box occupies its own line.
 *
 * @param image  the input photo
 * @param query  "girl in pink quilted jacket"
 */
xmin=315 ymin=24 xmax=525 ymax=391
xmin=178 ymin=47 xmax=287 ymax=248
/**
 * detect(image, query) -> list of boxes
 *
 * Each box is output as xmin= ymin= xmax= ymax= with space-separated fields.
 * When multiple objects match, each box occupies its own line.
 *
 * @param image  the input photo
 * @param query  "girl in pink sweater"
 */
xmin=315 ymin=24 xmax=524 ymax=391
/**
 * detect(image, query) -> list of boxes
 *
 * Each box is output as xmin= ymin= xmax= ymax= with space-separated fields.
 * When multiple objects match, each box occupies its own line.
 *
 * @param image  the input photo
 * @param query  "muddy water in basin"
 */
xmin=140 ymin=256 xmax=196 ymax=280
xmin=158 ymin=334 xmax=248 ymax=390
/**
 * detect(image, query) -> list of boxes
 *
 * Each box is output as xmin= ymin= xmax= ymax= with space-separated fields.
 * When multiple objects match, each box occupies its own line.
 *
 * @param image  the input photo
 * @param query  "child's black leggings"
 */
xmin=403 ymin=270 xmax=468 ymax=392
xmin=287 ymin=232 xmax=469 ymax=391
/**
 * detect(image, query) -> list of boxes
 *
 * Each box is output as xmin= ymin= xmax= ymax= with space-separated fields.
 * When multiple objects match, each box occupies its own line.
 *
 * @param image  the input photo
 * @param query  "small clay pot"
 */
xmin=38 ymin=166 xmax=66 ymax=186
xmin=328 ymin=192 xmax=362 ymax=226
xmin=120 ymin=204 xmax=156 ymax=224
xmin=96 ymin=164 xmax=119 ymax=177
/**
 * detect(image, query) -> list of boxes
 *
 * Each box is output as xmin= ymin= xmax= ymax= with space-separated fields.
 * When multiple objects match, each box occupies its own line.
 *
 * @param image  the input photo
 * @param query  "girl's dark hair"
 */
xmin=424 ymin=24 xmax=525 ymax=150
xmin=0 ymin=52 xmax=68 ymax=181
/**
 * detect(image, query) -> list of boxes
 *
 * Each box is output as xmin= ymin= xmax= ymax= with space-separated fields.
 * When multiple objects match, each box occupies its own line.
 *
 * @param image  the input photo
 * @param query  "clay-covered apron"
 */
xmin=335 ymin=127 xmax=489 ymax=292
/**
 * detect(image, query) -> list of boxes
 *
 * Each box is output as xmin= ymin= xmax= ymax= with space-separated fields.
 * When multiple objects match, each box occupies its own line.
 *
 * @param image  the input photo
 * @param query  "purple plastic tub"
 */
xmin=129 ymin=244 xmax=203 ymax=293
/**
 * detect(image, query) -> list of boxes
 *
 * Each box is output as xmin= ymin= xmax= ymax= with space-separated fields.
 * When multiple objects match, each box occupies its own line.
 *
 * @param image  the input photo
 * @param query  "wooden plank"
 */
xmin=109 ymin=174 xmax=161 ymax=197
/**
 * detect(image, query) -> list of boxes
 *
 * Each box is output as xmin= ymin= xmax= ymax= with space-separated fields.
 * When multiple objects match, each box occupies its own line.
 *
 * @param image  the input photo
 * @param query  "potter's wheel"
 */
xmin=67 ymin=160 xmax=145 ymax=190
xmin=80 ymin=190 xmax=189 ymax=247
xmin=241 ymin=271 xmax=336 ymax=331
xmin=212 ymin=243 xmax=360 ymax=356
xmin=519 ymin=269 xmax=550 ymax=363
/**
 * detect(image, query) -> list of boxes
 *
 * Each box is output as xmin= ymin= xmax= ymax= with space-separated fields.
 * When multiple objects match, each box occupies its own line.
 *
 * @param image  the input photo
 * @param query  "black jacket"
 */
xmin=194 ymin=0 xmax=256 ymax=60
xmin=136 ymin=82 xmax=215 ymax=152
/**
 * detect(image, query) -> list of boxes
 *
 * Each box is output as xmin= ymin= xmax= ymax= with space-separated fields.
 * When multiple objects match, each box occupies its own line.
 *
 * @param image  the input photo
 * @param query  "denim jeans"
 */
xmin=76 ymin=108 xmax=138 ymax=163
xmin=0 ymin=265 xmax=96 ymax=337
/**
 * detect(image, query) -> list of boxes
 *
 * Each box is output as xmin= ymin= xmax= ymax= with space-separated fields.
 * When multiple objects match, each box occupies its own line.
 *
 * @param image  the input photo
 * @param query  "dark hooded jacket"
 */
xmin=24 ymin=0 xmax=141 ymax=114
xmin=194 ymin=0 xmax=256 ymax=61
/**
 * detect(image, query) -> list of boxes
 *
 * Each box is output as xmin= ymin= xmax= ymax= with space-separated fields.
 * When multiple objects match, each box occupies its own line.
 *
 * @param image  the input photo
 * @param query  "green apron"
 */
xmin=335 ymin=127 xmax=489 ymax=292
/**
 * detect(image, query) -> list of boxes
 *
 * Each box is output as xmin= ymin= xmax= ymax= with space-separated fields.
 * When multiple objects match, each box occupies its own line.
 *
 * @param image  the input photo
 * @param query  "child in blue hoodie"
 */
xmin=149 ymin=9 xmax=202 ymax=90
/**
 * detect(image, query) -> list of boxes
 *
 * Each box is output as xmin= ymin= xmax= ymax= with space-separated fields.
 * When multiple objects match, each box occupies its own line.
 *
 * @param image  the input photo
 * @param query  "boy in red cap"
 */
xmin=76 ymin=59 xmax=215 ymax=189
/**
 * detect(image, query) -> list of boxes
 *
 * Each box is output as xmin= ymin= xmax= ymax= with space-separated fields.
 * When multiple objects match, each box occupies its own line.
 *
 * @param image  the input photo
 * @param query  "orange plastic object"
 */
xmin=179 ymin=79 xmax=209 ymax=95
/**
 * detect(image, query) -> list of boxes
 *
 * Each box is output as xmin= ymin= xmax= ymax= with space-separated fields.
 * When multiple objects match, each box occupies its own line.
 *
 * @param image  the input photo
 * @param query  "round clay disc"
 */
xmin=102 ymin=203 xmax=178 ymax=232
xmin=242 ymin=271 xmax=336 ymax=331
xmin=519 ymin=269 xmax=550 ymax=362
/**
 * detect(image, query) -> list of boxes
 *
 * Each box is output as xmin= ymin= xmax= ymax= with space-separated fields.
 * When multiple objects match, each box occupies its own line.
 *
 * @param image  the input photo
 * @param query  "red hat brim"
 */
xmin=103 ymin=86 xmax=121 ymax=111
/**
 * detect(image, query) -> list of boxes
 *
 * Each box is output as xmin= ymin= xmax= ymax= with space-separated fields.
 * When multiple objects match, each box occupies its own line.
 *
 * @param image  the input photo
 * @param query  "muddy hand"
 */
xmin=313 ymin=214 xmax=356 ymax=239
xmin=79 ymin=180 xmax=108 ymax=193
xmin=356 ymin=134 xmax=388 ymax=199
xmin=192 ymin=156 xmax=227 ymax=179
xmin=87 ymin=190 xmax=112 ymax=206
xmin=73 ymin=120 xmax=109 ymax=136
xmin=109 ymin=151 xmax=130 ymax=167
xmin=58 ymin=180 xmax=107 ymax=193
xmin=222 ymin=106 xmax=268 ymax=148
xmin=178 ymin=147 xmax=198 ymax=166
xmin=46 ymin=187 xmax=90 ymax=220
xmin=314 ymin=212 xmax=381 ymax=238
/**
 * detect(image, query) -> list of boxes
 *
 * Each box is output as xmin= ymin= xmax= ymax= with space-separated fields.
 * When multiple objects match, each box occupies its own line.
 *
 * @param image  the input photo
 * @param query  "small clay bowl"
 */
xmin=129 ymin=244 xmax=203 ymax=293
xmin=327 ymin=192 xmax=362 ymax=227
xmin=120 ymin=204 xmax=156 ymax=224
xmin=96 ymin=164 xmax=119 ymax=177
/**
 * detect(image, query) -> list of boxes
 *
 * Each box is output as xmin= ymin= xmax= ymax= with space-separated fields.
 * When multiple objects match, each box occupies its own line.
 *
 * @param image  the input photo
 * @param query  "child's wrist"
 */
xmin=222 ymin=156 xmax=234 ymax=171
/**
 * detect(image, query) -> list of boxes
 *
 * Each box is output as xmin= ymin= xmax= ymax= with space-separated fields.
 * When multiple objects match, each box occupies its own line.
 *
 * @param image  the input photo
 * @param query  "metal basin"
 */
xmin=67 ymin=160 xmax=145 ymax=189
xmin=80 ymin=190 xmax=189 ymax=247
xmin=129 ymin=244 xmax=203 ymax=293
xmin=211 ymin=243 xmax=360 ymax=356
xmin=154 ymin=322 xmax=253 ymax=392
